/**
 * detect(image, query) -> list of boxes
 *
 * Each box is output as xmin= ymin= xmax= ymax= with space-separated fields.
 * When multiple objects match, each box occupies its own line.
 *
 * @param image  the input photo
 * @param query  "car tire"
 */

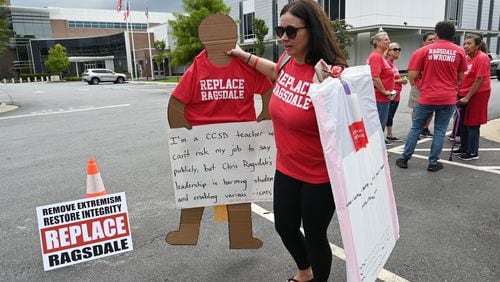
xmin=116 ymin=77 xmax=125 ymax=84
xmin=497 ymin=69 xmax=500 ymax=81
xmin=91 ymin=77 xmax=100 ymax=85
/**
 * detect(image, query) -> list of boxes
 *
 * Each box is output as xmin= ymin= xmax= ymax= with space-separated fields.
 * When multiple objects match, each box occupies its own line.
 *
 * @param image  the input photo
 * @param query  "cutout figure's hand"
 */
xmin=257 ymin=88 xmax=272 ymax=122
xmin=167 ymin=96 xmax=192 ymax=129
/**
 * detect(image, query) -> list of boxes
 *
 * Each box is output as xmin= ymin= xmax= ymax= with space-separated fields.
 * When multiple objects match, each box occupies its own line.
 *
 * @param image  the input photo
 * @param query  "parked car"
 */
xmin=488 ymin=53 xmax=500 ymax=78
xmin=82 ymin=69 xmax=126 ymax=85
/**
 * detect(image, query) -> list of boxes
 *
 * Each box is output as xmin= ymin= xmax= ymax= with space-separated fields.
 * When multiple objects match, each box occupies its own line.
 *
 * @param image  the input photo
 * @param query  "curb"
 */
xmin=481 ymin=118 xmax=500 ymax=143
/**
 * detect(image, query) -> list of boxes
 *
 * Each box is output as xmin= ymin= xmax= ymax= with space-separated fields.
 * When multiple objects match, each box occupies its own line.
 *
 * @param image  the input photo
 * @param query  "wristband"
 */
xmin=246 ymin=54 xmax=253 ymax=64
xmin=252 ymin=57 xmax=260 ymax=68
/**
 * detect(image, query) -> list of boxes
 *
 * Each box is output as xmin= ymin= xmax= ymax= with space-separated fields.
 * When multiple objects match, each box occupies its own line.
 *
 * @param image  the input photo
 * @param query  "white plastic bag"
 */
xmin=309 ymin=65 xmax=400 ymax=282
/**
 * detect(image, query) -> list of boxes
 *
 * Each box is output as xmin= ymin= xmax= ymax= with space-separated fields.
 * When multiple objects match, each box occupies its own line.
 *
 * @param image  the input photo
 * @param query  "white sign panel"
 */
xmin=309 ymin=65 xmax=400 ymax=282
xmin=168 ymin=121 xmax=276 ymax=208
xmin=36 ymin=192 xmax=133 ymax=271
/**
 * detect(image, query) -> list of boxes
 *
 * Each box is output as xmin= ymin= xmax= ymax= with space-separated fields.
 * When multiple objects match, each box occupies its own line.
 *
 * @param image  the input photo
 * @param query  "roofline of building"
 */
xmin=347 ymin=24 xmax=499 ymax=37
xmin=28 ymin=32 xmax=125 ymax=42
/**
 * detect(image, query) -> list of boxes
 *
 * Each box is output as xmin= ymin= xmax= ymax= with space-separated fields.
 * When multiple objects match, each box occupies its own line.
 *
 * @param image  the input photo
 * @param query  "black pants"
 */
xmin=273 ymin=170 xmax=336 ymax=282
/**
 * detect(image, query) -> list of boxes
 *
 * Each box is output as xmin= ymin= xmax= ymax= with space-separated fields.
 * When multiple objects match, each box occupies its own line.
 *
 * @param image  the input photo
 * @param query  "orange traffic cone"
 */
xmin=86 ymin=158 xmax=108 ymax=198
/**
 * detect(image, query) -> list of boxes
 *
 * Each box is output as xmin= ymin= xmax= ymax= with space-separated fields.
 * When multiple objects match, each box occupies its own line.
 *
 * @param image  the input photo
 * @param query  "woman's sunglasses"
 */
xmin=274 ymin=26 xmax=307 ymax=39
xmin=391 ymin=48 xmax=402 ymax=52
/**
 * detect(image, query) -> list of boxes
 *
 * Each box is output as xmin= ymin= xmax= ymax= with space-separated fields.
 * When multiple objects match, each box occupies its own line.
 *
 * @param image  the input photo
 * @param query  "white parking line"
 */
xmin=251 ymin=203 xmax=409 ymax=282
xmin=0 ymin=104 xmax=131 ymax=120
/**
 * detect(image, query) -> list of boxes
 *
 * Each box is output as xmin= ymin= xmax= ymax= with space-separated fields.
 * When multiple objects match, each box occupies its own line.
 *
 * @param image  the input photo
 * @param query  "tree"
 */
xmin=169 ymin=0 xmax=230 ymax=66
xmin=253 ymin=18 xmax=268 ymax=56
xmin=331 ymin=19 xmax=353 ymax=59
xmin=153 ymin=39 xmax=169 ymax=75
xmin=0 ymin=0 xmax=12 ymax=56
xmin=44 ymin=43 xmax=70 ymax=77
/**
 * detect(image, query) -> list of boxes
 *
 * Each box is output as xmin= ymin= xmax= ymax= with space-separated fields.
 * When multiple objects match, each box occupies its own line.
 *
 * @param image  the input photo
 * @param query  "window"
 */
xmin=243 ymin=12 xmax=255 ymax=40
xmin=66 ymin=21 xmax=148 ymax=31
xmin=445 ymin=0 xmax=461 ymax=24
xmin=323 ymin=0 xmax=345 ymax=20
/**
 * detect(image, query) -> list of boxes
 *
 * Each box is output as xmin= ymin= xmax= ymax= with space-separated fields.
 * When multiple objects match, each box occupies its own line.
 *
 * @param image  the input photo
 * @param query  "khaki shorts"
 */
xmin=408 ymin=86 xmax=420 ymax=109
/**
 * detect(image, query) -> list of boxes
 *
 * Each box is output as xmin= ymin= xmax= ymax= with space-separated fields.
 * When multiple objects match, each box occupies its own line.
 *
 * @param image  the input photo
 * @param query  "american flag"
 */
xmin=123 ymin=1 xmax=130 ymax=21
xmin=116 ymin=0 xmax=122 ymax=12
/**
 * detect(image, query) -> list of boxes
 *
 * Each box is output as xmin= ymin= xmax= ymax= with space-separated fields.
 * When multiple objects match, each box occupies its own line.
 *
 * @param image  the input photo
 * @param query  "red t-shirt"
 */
xmin=269 ymin=54 xmax=328 ymax=184
xmin=460 ymin=52 xmax=491 ymax=126
xmin=408 ymin=50 xmax=423 ymax=88
xmin=459 ymin=52 xmax=491 ymax=96
xmin=367 ymin=50 xmax=394 ymax=102
xmin=387 ymin=59 xmax=402 ymax=102
xmin=408 ymin=40 xmax=467 ymax=105
xmin=172 ymin=50 xmax=272 ymax=125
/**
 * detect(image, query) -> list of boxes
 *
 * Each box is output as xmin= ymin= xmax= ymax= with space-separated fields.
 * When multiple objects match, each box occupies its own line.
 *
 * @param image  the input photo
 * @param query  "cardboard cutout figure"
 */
xmin=165 ymin=14 xmax=272 ymax=249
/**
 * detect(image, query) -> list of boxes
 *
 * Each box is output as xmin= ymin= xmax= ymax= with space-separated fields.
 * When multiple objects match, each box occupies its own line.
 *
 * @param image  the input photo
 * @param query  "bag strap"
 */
xmin=278 ymin=54 xmax=291 ymax=75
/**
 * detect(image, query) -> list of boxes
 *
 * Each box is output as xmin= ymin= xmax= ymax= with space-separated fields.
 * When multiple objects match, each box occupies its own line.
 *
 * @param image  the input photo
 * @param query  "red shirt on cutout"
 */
xmin=367 ymin=50 xmax=394 ymax=102
xmin=408 ymin=39 xmax=467 ymax=105
xmin=269 ymin=54 xmax=328 ymax=184
xmin=172 ymin=50 xmax=272 ymax=125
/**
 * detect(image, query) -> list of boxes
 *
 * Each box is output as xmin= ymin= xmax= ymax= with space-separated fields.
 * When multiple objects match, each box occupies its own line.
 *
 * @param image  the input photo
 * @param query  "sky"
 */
xmin=10 ymin=0 xmax=185 ymax=13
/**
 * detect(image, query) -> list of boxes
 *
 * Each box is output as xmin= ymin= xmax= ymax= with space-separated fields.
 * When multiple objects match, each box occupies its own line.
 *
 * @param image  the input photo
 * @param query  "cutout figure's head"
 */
xmin=198 ymin=14 xmax=237 ymax=66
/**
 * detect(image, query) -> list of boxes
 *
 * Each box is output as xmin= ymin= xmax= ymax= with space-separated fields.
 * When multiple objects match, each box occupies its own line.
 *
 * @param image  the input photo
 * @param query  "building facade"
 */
xmin=2 ymin=4 xmax=177 ymax=78
xmin=228 ymin=0 xmax=500 ymax=70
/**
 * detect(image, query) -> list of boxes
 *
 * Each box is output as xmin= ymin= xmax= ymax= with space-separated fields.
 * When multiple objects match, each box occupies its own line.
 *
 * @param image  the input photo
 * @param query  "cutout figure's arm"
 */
xmin=256 ymin=88 xmax=272 ymax=122
xmin=167 ymin=96 xmax=192 ymax=129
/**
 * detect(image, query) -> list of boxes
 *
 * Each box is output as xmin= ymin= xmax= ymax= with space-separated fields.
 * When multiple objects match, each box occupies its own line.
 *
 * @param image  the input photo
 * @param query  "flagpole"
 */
xmin=129 ymin=0 xmax=138 ymax=79
xmin=125 ymin=10 xmax=134 ymax=81
xmin=146 ymin=0 xmax=154 ymax=80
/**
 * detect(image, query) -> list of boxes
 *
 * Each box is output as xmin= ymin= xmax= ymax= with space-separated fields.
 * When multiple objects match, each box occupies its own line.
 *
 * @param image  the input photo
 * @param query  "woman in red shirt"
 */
xmin=227 ymin=0 xmax=347 ymax=280
xmin=367 ymin=31 xmax=395 ymax=144
xmin=384 ymin=42 xmax=408 ymax=143
xmin=455 ymin=33 xmax=491 ymax=160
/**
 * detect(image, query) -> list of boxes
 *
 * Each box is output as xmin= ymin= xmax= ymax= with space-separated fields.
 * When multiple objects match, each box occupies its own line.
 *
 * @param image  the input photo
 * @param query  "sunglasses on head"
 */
xmin=274 ymin=25 xmax=307 ymax=39
xmin=391 ymin=48 xmax=402 ymax=52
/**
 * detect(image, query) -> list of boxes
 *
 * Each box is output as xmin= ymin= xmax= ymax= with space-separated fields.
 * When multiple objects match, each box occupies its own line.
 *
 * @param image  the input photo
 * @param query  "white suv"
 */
xmin=82 ymin=69 xmax=126 ymax=85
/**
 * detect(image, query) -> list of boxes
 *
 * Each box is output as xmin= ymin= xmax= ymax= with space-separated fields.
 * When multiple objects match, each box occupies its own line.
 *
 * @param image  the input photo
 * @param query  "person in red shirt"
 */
xmin=396 ymin=20 xmax=467 ymax=172
xmin=227 ymin=1 xmax=347 ymax=280
xmin=453 ymin=33 xmax=491 ymax=160
xmin=384 ymin=42 xmax=408 ymax=143
xmin=166 ymin=14 xmax=273 ymax=249
xmin=367 ymin=31 xmax=395 ymax=143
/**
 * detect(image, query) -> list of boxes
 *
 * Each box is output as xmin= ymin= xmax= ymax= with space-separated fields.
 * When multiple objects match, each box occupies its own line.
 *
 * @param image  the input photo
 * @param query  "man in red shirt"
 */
xmin=408 ymin=32 xmax=436 ymax=138
xmin=396 ymin=21 xmax=467 ymax=172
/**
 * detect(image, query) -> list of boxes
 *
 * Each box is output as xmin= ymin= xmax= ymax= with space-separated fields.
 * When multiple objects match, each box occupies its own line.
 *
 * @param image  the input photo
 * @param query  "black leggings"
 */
xmin=273 ymin=170 xmax=336 ymax=282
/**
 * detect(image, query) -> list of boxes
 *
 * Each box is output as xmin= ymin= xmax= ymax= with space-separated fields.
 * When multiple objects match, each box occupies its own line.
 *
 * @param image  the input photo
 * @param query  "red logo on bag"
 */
xmin=348 ymin=120 xmax=369 ymax=151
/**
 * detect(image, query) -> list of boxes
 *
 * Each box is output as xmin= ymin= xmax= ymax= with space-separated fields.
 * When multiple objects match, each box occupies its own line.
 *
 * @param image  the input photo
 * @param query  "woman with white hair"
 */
xmin=367 ymin=31 xmax=395 ymax=144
